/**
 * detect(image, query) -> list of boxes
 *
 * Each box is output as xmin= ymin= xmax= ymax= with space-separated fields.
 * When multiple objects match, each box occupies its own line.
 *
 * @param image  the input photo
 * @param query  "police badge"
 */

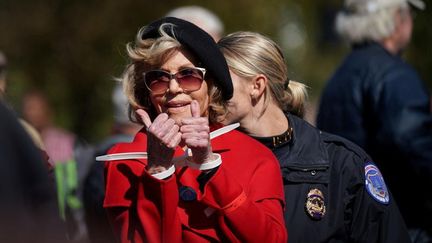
xmin=305 ymin=188 xmax=326 ymax=220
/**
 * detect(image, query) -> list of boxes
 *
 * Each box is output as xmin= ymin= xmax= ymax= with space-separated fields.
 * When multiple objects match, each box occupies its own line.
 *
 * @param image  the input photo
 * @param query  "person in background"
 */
xmin=83 ymin=83 xmax=140 ymax=243
xmin=21 ymin=90 xmax=77 ymax=167
xmin=218 ymin=31 xmax=411 ymax=242
xmin=21 ymin=90 xmax=94 ymax=242
xmin=103 ymin=17 xmax=286 ymax=242
xmin=165 ymin=5 xmax=224 ymax=41
xmin=316 ymin=0 xmax=432 ymax=241
xmin=0 ymin=51 xmax=52 ymax=171
xmin=0 ymin=101 xmax=66 ymax=243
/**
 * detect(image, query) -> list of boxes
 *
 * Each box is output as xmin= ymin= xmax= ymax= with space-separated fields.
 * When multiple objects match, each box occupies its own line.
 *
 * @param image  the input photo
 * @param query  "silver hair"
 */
xmin=112 ymin=82 xmax=130 ymax=125
xmin=165 ymin=5 xmax=224 ymax=40
xmin=336 ymin=1 xmax=409 ymax=43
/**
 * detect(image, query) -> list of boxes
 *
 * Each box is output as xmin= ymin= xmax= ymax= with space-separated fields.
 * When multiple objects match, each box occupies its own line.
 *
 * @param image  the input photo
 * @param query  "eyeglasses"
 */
xmin=143 ymin=67 xmax=206 ymax=95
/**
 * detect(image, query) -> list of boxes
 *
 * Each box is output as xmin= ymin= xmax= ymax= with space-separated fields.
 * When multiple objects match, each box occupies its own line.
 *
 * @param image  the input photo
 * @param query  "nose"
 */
xmin=168 ymin=77 xmax=184 ymax=94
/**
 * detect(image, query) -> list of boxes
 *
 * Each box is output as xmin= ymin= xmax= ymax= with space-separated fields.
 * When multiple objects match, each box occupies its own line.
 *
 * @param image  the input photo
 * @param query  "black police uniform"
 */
xmin=252 ymin=114 xmax=410 ymax=243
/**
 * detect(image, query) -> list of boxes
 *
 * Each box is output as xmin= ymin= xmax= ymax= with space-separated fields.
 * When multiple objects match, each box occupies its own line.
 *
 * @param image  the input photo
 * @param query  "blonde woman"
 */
xmin=218 ymin=31 xmax=410 ymax=243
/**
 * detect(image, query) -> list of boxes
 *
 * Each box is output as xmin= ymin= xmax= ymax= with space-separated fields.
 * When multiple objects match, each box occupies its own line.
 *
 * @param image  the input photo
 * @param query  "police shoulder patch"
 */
xmin=364 ymin=162 xmax=390 ymax=204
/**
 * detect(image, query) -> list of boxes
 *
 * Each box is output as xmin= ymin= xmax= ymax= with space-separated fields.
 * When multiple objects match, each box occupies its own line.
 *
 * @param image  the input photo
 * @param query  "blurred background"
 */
xmin=1 ymin=0 xmax=431 ymax=143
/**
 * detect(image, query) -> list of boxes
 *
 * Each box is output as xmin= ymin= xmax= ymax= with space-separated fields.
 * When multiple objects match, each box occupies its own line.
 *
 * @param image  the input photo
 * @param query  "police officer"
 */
xmin=218 ymin=31 xmax=411 ymax=242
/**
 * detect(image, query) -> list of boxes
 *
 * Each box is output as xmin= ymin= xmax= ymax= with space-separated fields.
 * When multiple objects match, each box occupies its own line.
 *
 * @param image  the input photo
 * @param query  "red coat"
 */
xmin=103 ymin=126 xmax=287 ymax=243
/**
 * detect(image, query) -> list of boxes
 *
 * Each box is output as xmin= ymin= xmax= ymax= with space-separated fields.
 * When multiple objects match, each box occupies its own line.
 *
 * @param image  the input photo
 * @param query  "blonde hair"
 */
xmin=121 ymin=23 xmax=227 ymax=123
xmin=336 ymin=2 xmax=409 ymax=43
xmin=218 ymin=31 xmax=308 ymax=118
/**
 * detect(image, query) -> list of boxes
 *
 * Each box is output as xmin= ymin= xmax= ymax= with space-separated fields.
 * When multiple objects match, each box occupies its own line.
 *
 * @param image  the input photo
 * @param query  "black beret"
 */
xmin=141 ymin=17 xmax=233 ymax=100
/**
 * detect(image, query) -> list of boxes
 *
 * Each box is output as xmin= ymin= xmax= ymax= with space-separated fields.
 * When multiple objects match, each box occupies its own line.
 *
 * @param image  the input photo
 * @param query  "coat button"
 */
xmin=179 ymin=186 xmax=197 ymax=202
xmin=311 ymin=170 xmax=317 ymax=176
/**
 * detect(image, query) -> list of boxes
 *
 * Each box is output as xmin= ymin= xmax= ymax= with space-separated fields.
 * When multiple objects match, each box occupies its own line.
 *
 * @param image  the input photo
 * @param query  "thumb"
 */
xmin=190 ymin=100 xmax=201 ymax=118
xmin=136 ymin=109 xmax=152 ymax=128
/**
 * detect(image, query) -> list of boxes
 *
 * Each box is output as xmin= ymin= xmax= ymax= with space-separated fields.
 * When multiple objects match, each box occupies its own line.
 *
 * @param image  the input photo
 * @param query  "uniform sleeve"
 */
xmin=378 ymin=69 xmax=432 ymax=170
xmin=199 ymin=154 xmax=287 ymax=243
xmin=345 ymin=156 xmax=411 ymax=243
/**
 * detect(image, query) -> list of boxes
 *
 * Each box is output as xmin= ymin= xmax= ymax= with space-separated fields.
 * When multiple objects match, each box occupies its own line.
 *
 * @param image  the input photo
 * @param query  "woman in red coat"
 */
xmin=102 ymin=17 xmax=287 ymax=243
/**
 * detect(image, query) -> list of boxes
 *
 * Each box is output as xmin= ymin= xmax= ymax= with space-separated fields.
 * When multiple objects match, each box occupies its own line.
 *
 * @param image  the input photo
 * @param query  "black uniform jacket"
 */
xmin=269 ymin=114 xmax=411 ymax=243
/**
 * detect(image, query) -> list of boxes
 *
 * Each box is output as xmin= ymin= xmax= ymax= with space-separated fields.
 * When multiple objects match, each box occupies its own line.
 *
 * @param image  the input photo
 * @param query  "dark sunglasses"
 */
xmin=143 ymin=67 xmax=206 ymax=95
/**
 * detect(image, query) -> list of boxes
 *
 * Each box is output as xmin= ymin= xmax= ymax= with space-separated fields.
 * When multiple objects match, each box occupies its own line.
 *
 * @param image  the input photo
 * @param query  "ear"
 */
xmin=250 ymin=74 xmax=268 ymax=99
xmin=394 ymin=8 xmax=405 ymax=29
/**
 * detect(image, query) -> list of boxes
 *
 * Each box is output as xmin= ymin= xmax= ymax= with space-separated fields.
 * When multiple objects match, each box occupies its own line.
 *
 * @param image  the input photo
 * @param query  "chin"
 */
xmin=168 ymin=112 xmax=191 ymax=125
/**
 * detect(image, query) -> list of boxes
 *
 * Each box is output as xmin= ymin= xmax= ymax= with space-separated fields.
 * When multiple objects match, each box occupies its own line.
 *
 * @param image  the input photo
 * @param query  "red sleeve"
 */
xmin=138 ymin=171 xmax=183 ymax=243
xmin=106 ymin=168 xmax=184 ymax=243
xmin=103 ymin=145 xmax=146 ymax=208
xmin=103 ymin=144 xmax=144 ymax=243
xmin=199 ymin=154 xmax=287 ymax=242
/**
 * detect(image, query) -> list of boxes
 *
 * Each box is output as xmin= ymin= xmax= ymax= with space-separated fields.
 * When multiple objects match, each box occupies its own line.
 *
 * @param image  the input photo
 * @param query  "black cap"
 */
xmin=141 ymin=17 xmax=233 ymax=100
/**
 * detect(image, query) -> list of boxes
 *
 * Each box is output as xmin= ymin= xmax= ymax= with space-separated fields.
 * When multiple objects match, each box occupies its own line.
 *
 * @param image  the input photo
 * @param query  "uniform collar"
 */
xmin=250 ymin=127 xmax=293 ymax=149
xmin=280 ymin=113 xmax=330 ymax=169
